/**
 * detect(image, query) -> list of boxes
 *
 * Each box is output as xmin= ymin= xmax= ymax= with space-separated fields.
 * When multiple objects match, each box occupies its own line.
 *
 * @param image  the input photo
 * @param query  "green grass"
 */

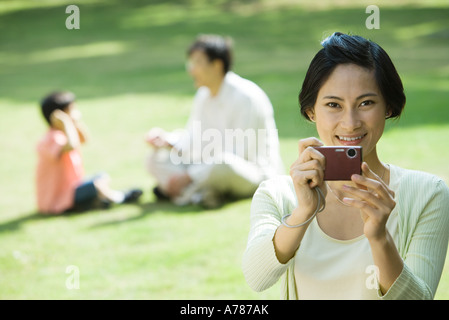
xmin=0 ymin=0 xmax=448 ymax=299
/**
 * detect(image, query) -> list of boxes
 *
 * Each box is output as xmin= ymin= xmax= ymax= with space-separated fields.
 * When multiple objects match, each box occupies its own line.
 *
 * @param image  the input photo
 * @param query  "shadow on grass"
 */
xmin=0 ymin=211 xmax=48 ymax=234
xmin=86 ymin=200 xmax=203 ymax=229
xmin=0 ymin=195 xmax=245 ymax=233
xmin=87 ymin=196 xmax=248 ymax=229
xmin=138 ymin=200 xmax=203 ymax=214
xmin=0 ymin=204 xmax=120 ymax=234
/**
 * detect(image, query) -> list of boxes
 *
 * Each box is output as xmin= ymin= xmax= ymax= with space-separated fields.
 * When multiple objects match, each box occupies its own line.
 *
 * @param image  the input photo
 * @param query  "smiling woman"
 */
xmin=242 ymin=32 xmax=449 ymax=300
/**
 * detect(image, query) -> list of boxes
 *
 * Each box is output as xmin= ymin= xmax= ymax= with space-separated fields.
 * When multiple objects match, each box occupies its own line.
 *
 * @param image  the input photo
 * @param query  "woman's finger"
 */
xmin=342 ymin=184 xmax=394 ymax=211
xmin=360 ymin=162 xmax=395 ymax=198
xmin=290 ymin=161 xmax=324 ymax=188
xmin=298 ymin=146 xmax=326 ymax=169
xmin=350 ymin=174 xmax=394 ymax=204
xmin=297 ymin=137 xmax=323 ymax=154
xmin=342 ymin=197 xmax=377 ymax=212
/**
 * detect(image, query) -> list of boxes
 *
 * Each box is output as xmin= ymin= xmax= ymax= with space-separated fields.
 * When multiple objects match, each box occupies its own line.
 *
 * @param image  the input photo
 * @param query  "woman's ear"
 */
xmin=306 ymin=108 xmax=316 ymax=122
xmin=385 ymin=109 xmax=392 ymax=119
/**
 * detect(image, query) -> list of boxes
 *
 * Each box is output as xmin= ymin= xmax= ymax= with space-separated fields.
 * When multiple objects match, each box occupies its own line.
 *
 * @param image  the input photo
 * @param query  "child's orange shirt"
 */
xmin=36 ymin=129 xmax=84 ymax=214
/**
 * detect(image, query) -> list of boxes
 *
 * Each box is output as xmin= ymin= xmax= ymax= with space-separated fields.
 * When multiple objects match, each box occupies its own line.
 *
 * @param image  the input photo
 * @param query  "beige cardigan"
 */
xmin=242 ymin=164 xmax=449 ymax=299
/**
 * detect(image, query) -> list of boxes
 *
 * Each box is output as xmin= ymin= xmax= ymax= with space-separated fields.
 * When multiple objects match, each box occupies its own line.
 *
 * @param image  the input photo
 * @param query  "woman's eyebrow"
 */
xmin=322 ymin=93 xmax=378 ymax=101
xmin=356 ymin=93 xmax=378 ymax=100
xmin=323 ymin=95 xmax=344 ymax=101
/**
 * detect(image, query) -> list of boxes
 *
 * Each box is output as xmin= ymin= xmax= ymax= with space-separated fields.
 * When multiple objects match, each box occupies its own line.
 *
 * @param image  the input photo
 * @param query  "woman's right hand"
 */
xmin=273 ymin=137 xmax=327 ymax=263
xmin=289 ymin=137 xmax=327 ymax=218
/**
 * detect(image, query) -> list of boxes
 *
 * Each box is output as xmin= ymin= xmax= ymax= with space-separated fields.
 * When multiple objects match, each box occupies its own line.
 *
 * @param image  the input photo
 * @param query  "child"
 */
xmin=36 ymin=91 xmax=142 ymax=214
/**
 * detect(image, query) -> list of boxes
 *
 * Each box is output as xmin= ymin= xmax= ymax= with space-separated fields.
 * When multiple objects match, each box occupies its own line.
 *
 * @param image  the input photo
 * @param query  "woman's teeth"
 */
xmin=338 ymin=134 xmax=365 ymax=141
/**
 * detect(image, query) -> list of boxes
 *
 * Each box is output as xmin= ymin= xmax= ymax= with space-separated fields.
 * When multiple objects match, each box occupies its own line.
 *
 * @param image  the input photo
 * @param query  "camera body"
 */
xmin=313 ymin=146 xmax=362 ymax=181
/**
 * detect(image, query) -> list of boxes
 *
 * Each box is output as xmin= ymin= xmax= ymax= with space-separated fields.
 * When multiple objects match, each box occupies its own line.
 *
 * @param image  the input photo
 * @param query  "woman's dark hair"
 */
xmin=299 ymin=32 xmax=405 ymax=121
xmin=187 ymin=34 xmax=233 ymax=74
xmin=40 ymin=91 xmax=76 ymax=125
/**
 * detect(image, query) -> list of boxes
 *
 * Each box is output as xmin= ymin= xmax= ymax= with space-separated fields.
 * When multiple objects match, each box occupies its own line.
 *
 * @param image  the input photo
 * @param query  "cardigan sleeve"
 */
xmin=381 ymin=178 xmax=449 ymax=300
xmin=242 ymin=178 xmax=293 ymax=292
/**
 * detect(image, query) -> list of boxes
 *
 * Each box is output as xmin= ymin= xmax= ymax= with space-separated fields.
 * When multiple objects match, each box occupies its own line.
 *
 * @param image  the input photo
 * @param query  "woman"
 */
xmin=242 ymin=32 xmax=449 ymax=299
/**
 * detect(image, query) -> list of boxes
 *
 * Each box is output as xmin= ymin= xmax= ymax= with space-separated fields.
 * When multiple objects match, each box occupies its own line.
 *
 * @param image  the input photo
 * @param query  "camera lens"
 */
xmin=347 ymin=148 xmax=357 ymax=158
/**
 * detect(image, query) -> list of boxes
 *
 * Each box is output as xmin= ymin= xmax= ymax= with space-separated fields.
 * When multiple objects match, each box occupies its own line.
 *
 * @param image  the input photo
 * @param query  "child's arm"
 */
xmin=50 ymin=109 xmax=81 ymax=153
xmin=69 ymin=108 xmax=89 ymax=144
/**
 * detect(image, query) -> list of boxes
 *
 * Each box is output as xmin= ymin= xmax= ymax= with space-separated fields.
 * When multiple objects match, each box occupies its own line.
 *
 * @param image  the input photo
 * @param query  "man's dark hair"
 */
xmin=40 ymin=91 xmax=76 ymax=126
xmin=187 ymin=34 xmax=233 ymax=74
xmin=299 ymin=32 xmax=406 ymax=120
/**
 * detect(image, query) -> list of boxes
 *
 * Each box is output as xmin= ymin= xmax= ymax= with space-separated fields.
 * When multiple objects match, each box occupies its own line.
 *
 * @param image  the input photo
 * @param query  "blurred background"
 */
xmin=1 ymin=0 xmax=448 ymax=299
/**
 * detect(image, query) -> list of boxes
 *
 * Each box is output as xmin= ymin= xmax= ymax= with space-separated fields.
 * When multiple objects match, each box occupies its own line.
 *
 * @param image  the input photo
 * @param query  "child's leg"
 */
xmin=93 ymin=173 xmax=142 ymax=204
xmin=92 ymin=174 xmax=125 ymax=203
xmin=73 ymin=179 xmax=100 ymax=210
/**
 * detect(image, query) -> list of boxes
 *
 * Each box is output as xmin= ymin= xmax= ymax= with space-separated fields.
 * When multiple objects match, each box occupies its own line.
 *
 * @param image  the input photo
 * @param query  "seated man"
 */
xmin=145 ymin=34 xmax=284 ymax=208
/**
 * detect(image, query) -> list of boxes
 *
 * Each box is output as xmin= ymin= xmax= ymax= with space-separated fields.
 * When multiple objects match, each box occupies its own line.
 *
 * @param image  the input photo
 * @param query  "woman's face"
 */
xmin=307 ymin=63 xmax=390 ymax=160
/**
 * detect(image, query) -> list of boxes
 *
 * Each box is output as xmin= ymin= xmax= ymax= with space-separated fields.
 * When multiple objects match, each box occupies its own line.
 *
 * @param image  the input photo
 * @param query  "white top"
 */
xmin=293 ymin=166 xmax=401 ymax=299
xmin=294 ymin=216 xmax=398 ymax=299
xmin=242 ymin=164 xmax=449 ymax=299
xmin=171 ymin=72 xmax=284 ymax=180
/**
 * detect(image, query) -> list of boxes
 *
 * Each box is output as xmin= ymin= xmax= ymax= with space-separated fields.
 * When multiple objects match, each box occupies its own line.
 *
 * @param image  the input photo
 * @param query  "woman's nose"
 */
xmin=340 ymin=109 xmax=362 ymax=131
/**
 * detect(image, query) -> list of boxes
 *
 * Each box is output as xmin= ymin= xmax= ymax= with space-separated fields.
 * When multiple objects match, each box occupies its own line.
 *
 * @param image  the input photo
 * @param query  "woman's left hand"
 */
xmin=342 ymin=162 xmax=396 ymax=242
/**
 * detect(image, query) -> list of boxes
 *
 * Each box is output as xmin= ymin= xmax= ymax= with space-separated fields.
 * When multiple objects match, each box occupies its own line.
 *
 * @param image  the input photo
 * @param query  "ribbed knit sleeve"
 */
xmin=381 ymin=176 xmax=449 ymax=300
xmin=242 ymin=177 xmax=293 ymax=293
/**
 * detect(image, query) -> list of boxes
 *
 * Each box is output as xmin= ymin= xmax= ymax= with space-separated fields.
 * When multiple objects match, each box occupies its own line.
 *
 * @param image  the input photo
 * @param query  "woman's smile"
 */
xmin=336 ymin=133 xmax=368 ymax=145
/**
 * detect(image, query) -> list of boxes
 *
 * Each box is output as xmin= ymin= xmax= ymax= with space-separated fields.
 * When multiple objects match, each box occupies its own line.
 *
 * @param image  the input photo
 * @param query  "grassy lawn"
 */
xmin=0 ymin=0 xmax=448 ymax=299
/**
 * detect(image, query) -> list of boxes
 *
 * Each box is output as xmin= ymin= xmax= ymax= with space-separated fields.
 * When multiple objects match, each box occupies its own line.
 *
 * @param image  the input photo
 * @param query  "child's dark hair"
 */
xmin=40 ymin=91 xmax=76 ymax=125
xmin=187 ymin=34 xmax=233 ymax=74
xmin=299 ymin=32 xmax=406 ymax=121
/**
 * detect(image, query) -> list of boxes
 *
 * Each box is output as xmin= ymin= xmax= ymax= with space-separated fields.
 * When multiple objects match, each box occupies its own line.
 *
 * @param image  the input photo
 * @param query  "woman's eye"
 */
xmin=327 ymin=102 xmax=340 ymax=108
xmin=360 ymin=100 xmax=374 ymax=107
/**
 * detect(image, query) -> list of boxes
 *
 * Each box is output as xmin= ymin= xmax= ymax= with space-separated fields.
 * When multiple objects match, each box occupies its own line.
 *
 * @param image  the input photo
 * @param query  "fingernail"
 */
xmin=342 ymin=197 xmax=353 ymax=202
